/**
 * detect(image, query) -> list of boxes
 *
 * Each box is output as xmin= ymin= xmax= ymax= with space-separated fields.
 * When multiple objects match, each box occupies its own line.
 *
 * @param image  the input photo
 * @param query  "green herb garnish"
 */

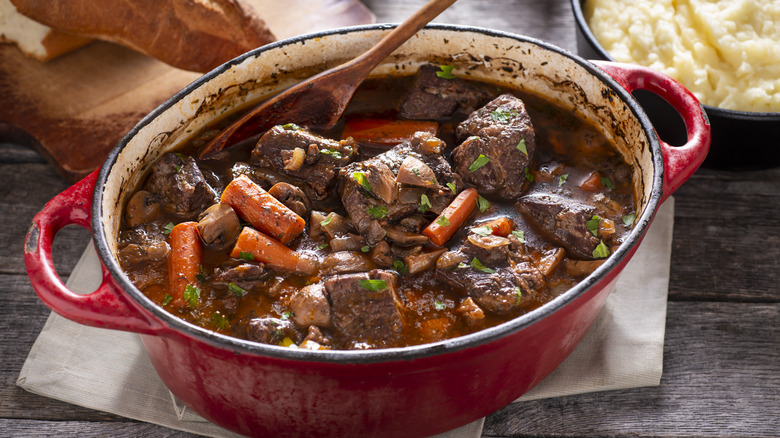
xmin=211 ymin=312 xmax=230 ymax=330
xmin=468 ymin=154 xmax=490 ymax=172
xmin=515 ymin=286 xmax=523 ymax=305
xmin=228 ymin=282 xmax=248 ymax=297
xmin=317 ymin=242 xmax=329 ymax=250
xmin=470 ymin=225 xmax=493 ymax=237
xmin=358 ymin=279 xmax=388 ymax=291
xmin=163 ymin=222 xmax=175 ymax=236
xmin=320 ymin=216 xmax=333 ymax=227
xmin=511 ymin=230 xmax=525 ymax=243
xmin=393 ymin=259 xmax=408 ymax=275
xmin=622 ymin=213 xmax=636 ymax=227
xmin=601 ymin=177 xmax=615 ymax=189
xmin=586 ymin=215 xmax=601 ymax=237
xmin=593 ymin=240 xmax=610 ymax=258
xmin=419 ymin=194 xmax=432 ymax=213
xmin=436 ymin=215 xmax=451 ymax=227
xmin=558 ymin=173 xmax=569 ymax=187
xmin=477 ymin=195 xmax=490 ymax=212
xmin=434 ymin=301 xmax=446 ymax=310
xmin=524 ymin=167 xmax=534 ymax=182
xmin=516 ymin=138 xmax=528 ymax=156
xmin=281 ymin=311 xmax=292 ymax=320
xmin=239 ymin=251 xmax=255 ymax=261
xmin=319 ymin=149 xmax=342 ymax=159
xmin=361 ymin=245 xmax=370 ymax=253
xmin=436 ymin=64 xmax=456 ymax=79
xmin=353 ymin=171 xmax=372 ymax=192
xmin=490 ymin=109 xmax=518 ymax=124
xmin=367 ymin=205 xmax=388 ymax=219
xmin=470 ymin=257 xmax=494 ymax=274
xmin=446 ymin=182 xmax=457 ymax=193
xmin=282 ymin=123 xmax=302 ymax=130
xmin=183 ymin=284 xmax=201 ymax=308
xmin=161 ymin=294 xmax=173 ymax=306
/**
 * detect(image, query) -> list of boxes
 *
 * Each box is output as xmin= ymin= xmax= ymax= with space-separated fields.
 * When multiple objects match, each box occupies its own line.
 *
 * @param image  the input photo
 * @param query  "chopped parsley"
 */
xmin=446 ymin=182 xmax=458 ymax=193
xmin=161 ymin=294 xmax=173 ymax=306
xmin=393 ymin=259 xmax=408 ymax=275
xmin=477 ymin=195 xmax=491 ymax=212
xmin=490 ymin=109 xmax=518 ymax=124
xmin=228 ymin=282 xmax=248 ymax=297
xmin=524 ymin=167 xmax=534 ymax=182
xmin=601 ymin=177 xmax=615 ymax=189
xmin=282 ymin=123 xmax=302 ymax=130
xmin=419 ymin=194 xmax=432 ymax=213
xmin=516 ymin=138 xmax=528 ymax=156
xmin=436 ymin=215 xmax=451 ymax=227
xmin=317 ymin=242 xmax=329 ymax=250
xmin=470 ymin=225 xmax=493 ymax=237
xmin=436 ymin=64 xmax=456 ymax=79
xmin=361 ymin=245 xmax=370 ymax=253
xmin=434 ymin=300 xmax=446 ymax=310
xmin=593 ymin=240 xmax=610 ymax=259
xmin=622 ymin=213 xmax=636 ymax=227
xmin=319 ymin=149 xmax=342 ymax=159
xmin=586 ymin=215 xmax=601 ymax=237
xmin=281 ymin=311 xmax=292 ymax=320
xmin=163 ymin=222 xmax=175 ymax=236
xmin=470 ymin=257 xmax=494 ymax=274
xmin=353 ymin=171 xmax=372 ymax=192
xmin=511 ymin=230 xmax=525 ymax=243
xmin=183 ymin=284 xmax=200 ymax=308
xmin=358 ymin=279 xmax=388 ymax=291
xmin=468 ymin=154 xmax=490 ymax=172
xmin=558 ymin=173 xmax=569 ymax=187
xmin=515 ymin=286 xmax=523 ymax=305
xmin=320 ymin=216 xmax=333 ymax=227
xmin=367 ymin=205 xmax=388 ymax=219
xmin=412 ymin=167 xmax=421 ymax=176
xmin=211 ymin=312 xmax=230 ymax=330
xmin=239 ymin=251 xmax=255 ymax=261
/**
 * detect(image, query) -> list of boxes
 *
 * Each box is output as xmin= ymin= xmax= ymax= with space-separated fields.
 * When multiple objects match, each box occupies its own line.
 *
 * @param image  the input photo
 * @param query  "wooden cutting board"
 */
xmin=0 ymin=0 xmax=374 ymax=182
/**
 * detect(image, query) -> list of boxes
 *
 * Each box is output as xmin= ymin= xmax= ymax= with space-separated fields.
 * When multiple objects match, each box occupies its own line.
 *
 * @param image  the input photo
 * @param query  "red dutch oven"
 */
xmin=24 ymin=25 xmax=709 ymax=437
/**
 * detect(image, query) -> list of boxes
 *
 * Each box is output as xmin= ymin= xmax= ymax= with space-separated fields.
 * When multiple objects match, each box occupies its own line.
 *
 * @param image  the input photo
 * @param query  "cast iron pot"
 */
xmin=571 ymin=0 xmax=780 ymax=170
xmin=24 ymin=25 xmax=710 ymax=437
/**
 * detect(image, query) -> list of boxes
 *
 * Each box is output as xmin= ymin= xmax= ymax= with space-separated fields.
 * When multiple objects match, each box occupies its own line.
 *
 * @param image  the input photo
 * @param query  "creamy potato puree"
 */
xmin=585 ymin=0 xmax=780 ymax=112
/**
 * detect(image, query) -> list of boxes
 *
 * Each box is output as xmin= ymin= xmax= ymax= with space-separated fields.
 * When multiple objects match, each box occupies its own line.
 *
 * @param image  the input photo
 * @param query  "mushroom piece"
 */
xmin=290 ymin=283 xmax=331 ymax=328
xmin=385 ymin=224 xmax=429 ymax=247
xmin=197 ymin=203 xmax=241 ymax=249
xmin=366 ymin=161 xmax=397 ymax=204
xmin=404 ymin=248 xmax=447 ymax=275
xmin=268 ymin=182 xmax=311 ymax=219
xmin=396 ymin=156 xmax=439 ymax=189
xmin=370 ymin=240 xmax=394 ymax=267
xmin=328 ymin=233 xmax=367 ymax=252
xmin=125 ymin=190 xmax=161 ymax=227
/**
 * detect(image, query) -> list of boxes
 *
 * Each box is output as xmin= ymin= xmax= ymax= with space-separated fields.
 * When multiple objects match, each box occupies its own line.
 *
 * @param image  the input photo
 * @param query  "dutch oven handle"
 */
xmin=24 ymin=170 xmax=165 ymax=335
xmin=593 ymin=60 xmax=711 ymax=201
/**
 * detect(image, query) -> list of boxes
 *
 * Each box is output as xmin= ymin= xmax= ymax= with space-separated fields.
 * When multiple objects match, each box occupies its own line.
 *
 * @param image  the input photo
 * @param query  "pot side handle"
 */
xmin=23 ymin=170 xmax=164 ymax=335
xmin=592 ymin=60 xmax=711 ymax=201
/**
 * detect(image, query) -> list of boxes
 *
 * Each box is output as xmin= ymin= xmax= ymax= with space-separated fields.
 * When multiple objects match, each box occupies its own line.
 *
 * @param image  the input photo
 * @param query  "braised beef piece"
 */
xmin=437 ymin=266 xmax=521 ymax=315
xmin=246 ymin=317 xmax=298 ymax=345
xmin=147 ymin=153 xmax=215 ymax=220
xmin=452 ymin=94 xmax=536 ymax=200
xmin=399 ymin=65 xmax=491 ymax=120
xmin=517 ymin=192 xmax=601 ymax=260
xmin=251 ymin=125 xmax=358 ymax=202
xmin=117 ymin=223 xmax=170 ymax=267
xmin=212 ymin=263 xmax=268 ymax=293
xmin=323 ymin=270 xmax=405 ymax=348
xmin=337 ymin=132 xmax=462 ymax=245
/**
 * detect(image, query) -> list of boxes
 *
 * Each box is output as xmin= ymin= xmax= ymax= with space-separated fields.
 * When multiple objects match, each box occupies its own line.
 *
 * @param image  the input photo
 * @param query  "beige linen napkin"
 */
xmin=18 ymin=199 xmax=674 ymax=438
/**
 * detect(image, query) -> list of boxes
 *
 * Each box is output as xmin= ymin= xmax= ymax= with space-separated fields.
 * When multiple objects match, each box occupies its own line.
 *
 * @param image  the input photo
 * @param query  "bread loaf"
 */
xmin=0 ymin=0 xmax=92 ymax=61
xmin=9 ymin=0 xmax=276 ymax=72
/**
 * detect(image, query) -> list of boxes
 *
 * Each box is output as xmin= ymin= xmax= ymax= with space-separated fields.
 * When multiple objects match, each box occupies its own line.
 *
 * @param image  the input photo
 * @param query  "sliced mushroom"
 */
xmin=466 ymin=233 xmax=511 ymax=251
xmin=197 ymin=203 xmax=241 ymax=249
xmin=365 ymin=220 xmax=388 ymax=246
xmin=396 ymin=156 xmax=439 ymax=189
xmin=125 ymin=190 xmax=161 ymax=227
xmin=366 ymin=161 xmax=397 ymax=204
xmin=385 ymin=224 xmax=429 ymax=247
xmin=436 ymin=250 xmax=469 ymax=270
xmin=320 ymin=212 xmax=353 ymax=240
xmin=370 ymin=240 xmax=394 ymax=267
xmin=329 ymin=233 xmax=367 ymax=252
xmin=320 ymin=251 xmax=376 ymax=276
xmin=290 ymin=283 xmax=331 ymax=328
xmin=536 ymin=247 xmax=566 ymax=277
xmin=404 ymin=248 xmax=447 ymax=275
xmin=268 ymin=182 xmax=311 ymax=219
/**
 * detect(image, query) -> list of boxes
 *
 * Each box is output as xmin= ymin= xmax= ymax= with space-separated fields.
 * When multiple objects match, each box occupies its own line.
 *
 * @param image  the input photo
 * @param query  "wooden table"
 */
xmin=1 ymin=0 xmax=778 ymax=436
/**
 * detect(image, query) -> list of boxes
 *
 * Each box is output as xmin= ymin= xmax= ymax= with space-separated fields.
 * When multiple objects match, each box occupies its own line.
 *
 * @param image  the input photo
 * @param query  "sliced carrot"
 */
xmin=423 ymin=188 xmax=479 ymax=246
xmin=481 ymin=217 xmax=514 ymax=237
xmin=221 ymin=174 xmax=305 ymax=244
xmin=231 ymin=227 xmax=317 ymax=275
xmin=168 ymin=222 xmax=202 ymax=309
xmin=341 ymin=117 xmax=438 ymax=145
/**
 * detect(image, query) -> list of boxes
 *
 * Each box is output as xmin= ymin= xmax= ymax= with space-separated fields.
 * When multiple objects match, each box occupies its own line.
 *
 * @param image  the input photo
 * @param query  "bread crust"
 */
xmin=10 ymin=0 xmax=276 ymax=72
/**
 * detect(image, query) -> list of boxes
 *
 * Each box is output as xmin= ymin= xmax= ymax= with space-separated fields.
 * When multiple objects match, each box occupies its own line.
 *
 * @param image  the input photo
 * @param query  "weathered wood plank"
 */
xmin=483 ymin=302 xmax=780 ymax=437
xmin=0 ymin=419 xmax=198 ymax=437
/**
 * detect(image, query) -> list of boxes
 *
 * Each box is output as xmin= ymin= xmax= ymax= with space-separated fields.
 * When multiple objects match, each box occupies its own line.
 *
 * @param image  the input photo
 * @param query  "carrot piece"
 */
xmin=423 ymin=188 xmax=479 ymax=246
xmin=482 ymin=217 xmax=514 ymax=237
xmin=580 ymin=171 xmax=603 ymax=192
xmin=168 ymin=222 xmax=202 ymax=309
xmin=341 ymin=117 xmax=438 ymax=145
xmin=231 ymin=227 xmax=317 ymax=275
xmin=221 ymin=175 xmax=305 ymax=244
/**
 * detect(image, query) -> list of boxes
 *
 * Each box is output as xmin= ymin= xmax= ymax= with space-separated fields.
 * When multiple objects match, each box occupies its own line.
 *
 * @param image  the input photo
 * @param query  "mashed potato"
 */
xmin=585 ymin=0 xmax=780 ymax=112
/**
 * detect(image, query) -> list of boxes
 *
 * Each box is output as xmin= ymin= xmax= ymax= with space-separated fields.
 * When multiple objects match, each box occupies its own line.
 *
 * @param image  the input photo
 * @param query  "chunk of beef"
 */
xmin=147 ymin=153 xmax=215 ymax=220
xmin=517 ymin=192 xmax=601 ymax=260
xmin=212 ymin=263 xmax=268 ymax=294
xmin=246 ymin=317 xmax=298 ymax=345
xmin=117 ymin=223 xmax=170 ymax=267
xmin=462 ymin=232 xmax=511 ymax=266
xmin=399 ymin=65 xmax=491 ymax=120
xmin=323 ymin=270 xmax=404 ymax=348
xmin=436 ymin=266 xmax=521 ymax=315
xmin=252 ymin=125 xmax=358 ymax=201
xmin=301 ymin=325 xmax=332 ymax=350
xmin=456 ymin=297 xmax=485 ymax=326
xmin=290 ymin=283 xmax=331 ymax=328
xmin=452 ymin=94 xmax=536 ymax=199
xmin=337 ymin=132 xmax=461 ymax=240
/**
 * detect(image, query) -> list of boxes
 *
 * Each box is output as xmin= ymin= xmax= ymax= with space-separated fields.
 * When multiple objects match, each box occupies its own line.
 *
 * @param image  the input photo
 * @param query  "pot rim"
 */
xmin=92 ymin=23 xmax=665 ymax=364
xmin=570 ymin=0 xmax=780 ymax=121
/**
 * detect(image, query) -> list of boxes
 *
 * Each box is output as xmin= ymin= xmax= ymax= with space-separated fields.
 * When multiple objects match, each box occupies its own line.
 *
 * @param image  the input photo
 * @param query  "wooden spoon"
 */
xmin=199 ymin=0 xmax=457 ymax=158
